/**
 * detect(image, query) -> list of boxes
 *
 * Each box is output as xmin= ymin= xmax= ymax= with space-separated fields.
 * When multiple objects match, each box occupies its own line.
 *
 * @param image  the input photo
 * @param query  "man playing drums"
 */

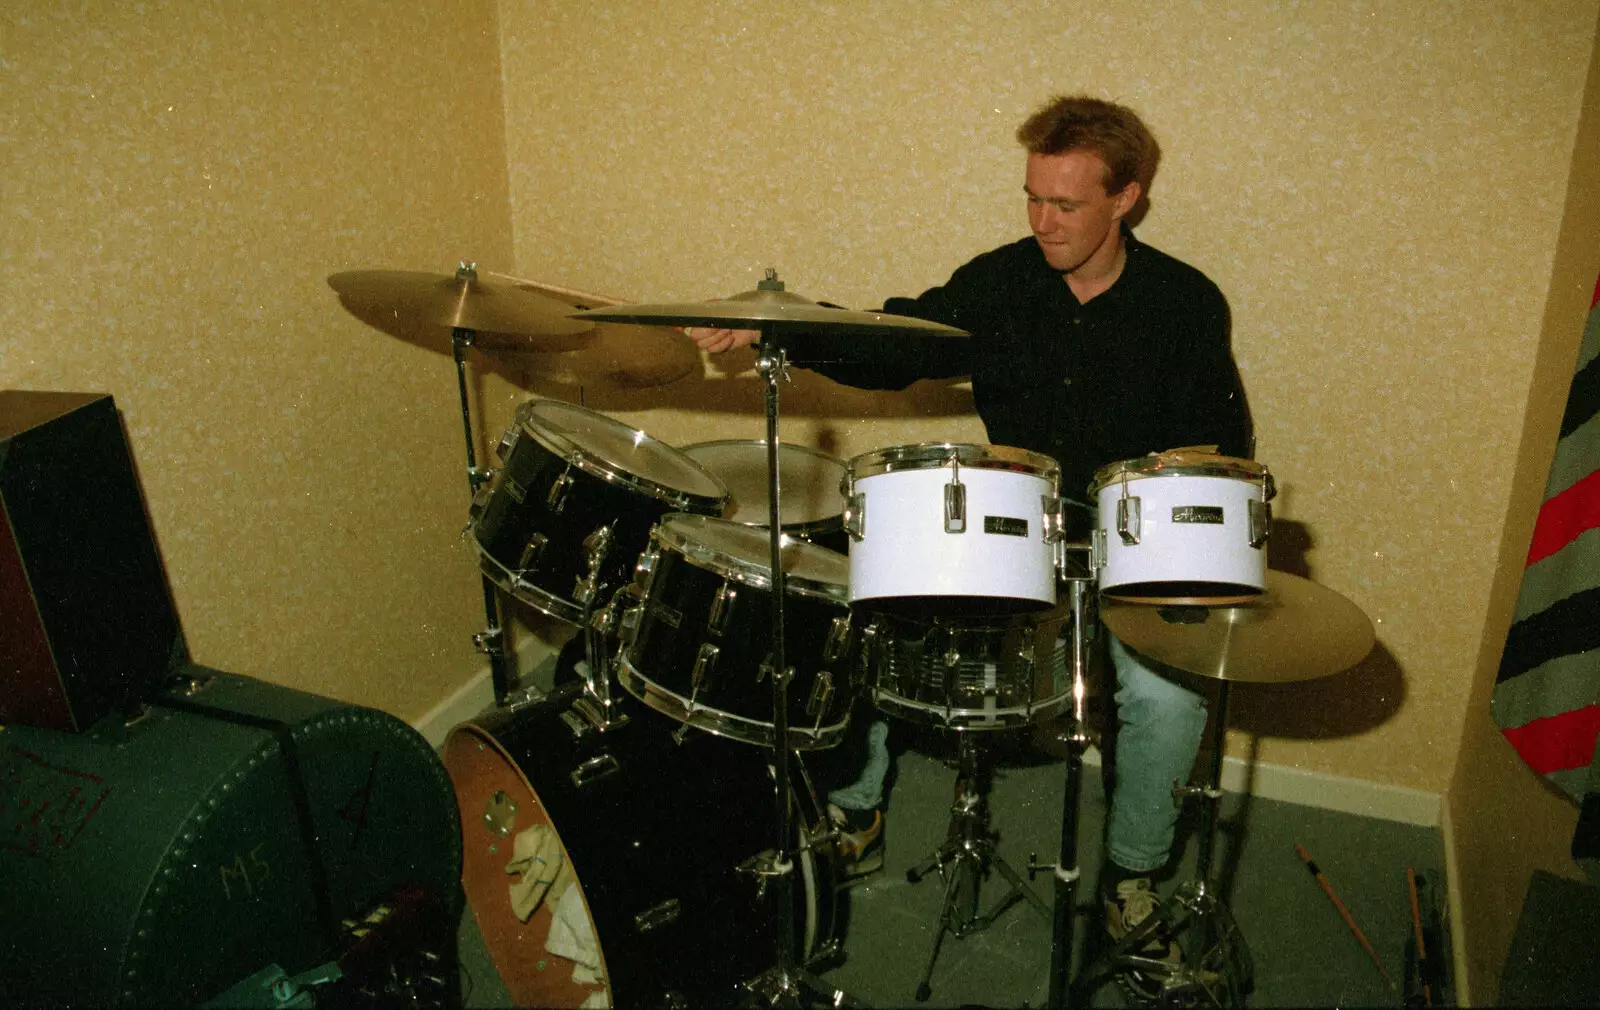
xmin=692 ymin=94 xmax=1251 ymax=997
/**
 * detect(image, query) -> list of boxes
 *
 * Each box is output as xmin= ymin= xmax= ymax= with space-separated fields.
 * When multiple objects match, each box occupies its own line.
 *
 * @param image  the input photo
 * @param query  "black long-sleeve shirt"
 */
xmin=789 ymin=230 xmax=1252 ymax=504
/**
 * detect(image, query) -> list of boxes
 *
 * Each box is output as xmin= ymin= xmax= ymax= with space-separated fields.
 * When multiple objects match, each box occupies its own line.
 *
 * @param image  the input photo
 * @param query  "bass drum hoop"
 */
xmin=618 ymin=657 xmax=851 ymax=751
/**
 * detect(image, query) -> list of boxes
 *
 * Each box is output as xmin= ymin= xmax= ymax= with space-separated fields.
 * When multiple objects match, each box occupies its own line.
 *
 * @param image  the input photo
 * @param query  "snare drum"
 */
xmin=860 ymin=603 xmax=1072 ymax=730
xmin=680 ymin=439 xmax=849 ymax=553
xmin=445 ymin=685 xmax=837 ymax=1009
xmin=470 ymin=400 xmax=727 ymax=624
xmin=620 ymin=514 xmax=857 ymax=750
xmin=1090 ymin=448 xmax=1273 ymax=603
xmin=844 ymin=443 xmax=1062 ymax=615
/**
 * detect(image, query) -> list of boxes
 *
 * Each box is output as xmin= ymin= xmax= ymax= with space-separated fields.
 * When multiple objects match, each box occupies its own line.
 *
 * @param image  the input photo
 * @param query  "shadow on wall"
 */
xmin=1228 ymin=640 xmax=1405 ymax=740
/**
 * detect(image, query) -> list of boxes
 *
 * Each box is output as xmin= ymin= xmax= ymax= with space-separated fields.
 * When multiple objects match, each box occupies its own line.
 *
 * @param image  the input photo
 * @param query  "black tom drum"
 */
xmin=620 ymin=515 xmax=857 ymax=750
xmin=470 ymin=399 xmax=727 ymax=625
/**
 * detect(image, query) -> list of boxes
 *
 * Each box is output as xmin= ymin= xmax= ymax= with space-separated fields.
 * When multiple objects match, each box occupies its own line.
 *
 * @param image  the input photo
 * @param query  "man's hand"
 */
xmin=686 ymin=326 xmax=759 ymax=353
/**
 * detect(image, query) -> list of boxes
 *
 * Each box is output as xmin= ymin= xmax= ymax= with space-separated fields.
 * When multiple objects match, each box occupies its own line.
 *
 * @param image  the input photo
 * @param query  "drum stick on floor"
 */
xmin=1294 ymin=841 xmax=1397 ymax=993
xmin=1407 ymin=866 xmax=1433 ymax=1006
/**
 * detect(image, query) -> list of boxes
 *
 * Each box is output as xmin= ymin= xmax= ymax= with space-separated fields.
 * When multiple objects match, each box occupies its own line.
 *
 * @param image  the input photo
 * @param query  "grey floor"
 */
xmin=454 ymin=711 xmax=1448 ymax=1009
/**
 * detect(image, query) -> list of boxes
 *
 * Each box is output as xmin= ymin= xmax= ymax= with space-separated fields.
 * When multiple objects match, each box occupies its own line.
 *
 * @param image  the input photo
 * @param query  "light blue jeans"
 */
xmin=1104 ymin=632 xmax=1209 ymax=873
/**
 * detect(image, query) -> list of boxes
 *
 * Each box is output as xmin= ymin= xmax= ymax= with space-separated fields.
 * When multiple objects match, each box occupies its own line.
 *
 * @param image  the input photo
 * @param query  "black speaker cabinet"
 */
xmin=0 ymin=391 xmax=185 ymax=731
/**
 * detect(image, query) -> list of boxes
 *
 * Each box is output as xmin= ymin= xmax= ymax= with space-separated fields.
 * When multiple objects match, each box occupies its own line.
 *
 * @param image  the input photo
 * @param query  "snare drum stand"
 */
xmin=1071 ymin=679 xmax=1253 ymax=1008
xmin=740 ymin=283 xmax=855 ymax=1009
xmin=906 ymin=733 xmax=1052 ymax=1003
xmin=1028 ymin=557 xmax=1096 ymax=1010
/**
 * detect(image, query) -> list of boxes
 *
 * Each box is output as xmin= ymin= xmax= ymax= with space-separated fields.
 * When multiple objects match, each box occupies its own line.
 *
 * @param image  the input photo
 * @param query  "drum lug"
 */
xmin=468 ymin=479 xmax=494 ymax=522
xmin=1090 ymin=528 xmax=1107 ymax=570
xmin=708 ymin=581 xmax=738 ymax=635
xmin=822 ymin=615 xmax=852 ymax=663
xmin=570 ymin=752 xmax=621 ymax=788
xmin=516 ymin=533 xmax=548 ymax=573
xmin=1248 ymin=498 xmax=1272 ymax=549
xmin=691 ymin=642 xmax=721 ymax=691
xmin=618 ymin=597 xmax=643 ymax=647
xmin=495 ymin=423 xmax=521 ymax=461
xmin=843 ymin=492 xmax=865 ymax=541
xmin=573 ymin=525 xmax=614 ymax=604
xmin=1040 ymin=495 xmax=1065 ymax=543
xmin=631 ymin=544 xmax=662 ymax=597
xmin=633 ymin=897 xmax=682 ymax=934
xmin=546 ymin=467 xmax=575 ymax=513
xmin=1115 ymin=494 xmax=1142 ymax=545
xmin=806 ymin=670 xmax=834 ymax=717
xmin=944 ymin=472 xmax=967 ymax=534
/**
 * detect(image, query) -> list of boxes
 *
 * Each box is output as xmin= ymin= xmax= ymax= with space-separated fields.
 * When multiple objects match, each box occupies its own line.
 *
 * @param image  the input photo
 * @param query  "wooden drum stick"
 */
xmin=1294 ymin=841 xmax=1397 ymax=992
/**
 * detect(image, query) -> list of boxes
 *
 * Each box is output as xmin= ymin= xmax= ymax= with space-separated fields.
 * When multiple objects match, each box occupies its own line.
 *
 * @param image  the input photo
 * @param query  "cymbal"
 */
xmin=328 ymin=267 xmax=594 ymax=348
xmin=570 ymin=275 xmax=969 ymax=338
xmin=1100 ymin=571 xmax=1375 ymax=684
xmin=500 ymin=275 xmax=703 ymax=389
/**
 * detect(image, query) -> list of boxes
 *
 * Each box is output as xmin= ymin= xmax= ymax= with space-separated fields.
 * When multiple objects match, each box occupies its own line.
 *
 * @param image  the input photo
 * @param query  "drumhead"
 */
xmin=522 ymin=399 xmax=727 ymax=509
xmin=680 ymin=439 xmax=846 ymax=530
xmin=1090 ymin=447 xmax=1267 ymax=493
xmin=847 ymin=442 xmax=1060 ymax=485
xmin=652 ymin=514 xmax=849 ymax=603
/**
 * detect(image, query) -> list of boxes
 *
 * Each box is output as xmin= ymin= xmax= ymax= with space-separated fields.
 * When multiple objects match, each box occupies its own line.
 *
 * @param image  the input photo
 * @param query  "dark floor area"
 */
xmin=453 ymin=704 xmax=1448 ymax=1009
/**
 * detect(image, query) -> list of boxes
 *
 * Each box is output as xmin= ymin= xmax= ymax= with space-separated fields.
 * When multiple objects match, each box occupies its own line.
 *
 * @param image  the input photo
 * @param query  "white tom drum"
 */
xmin=1090 ymin=447 xmax=1274 ymax=604
xmin=844 ymin=443 xmax=1062 ymax=616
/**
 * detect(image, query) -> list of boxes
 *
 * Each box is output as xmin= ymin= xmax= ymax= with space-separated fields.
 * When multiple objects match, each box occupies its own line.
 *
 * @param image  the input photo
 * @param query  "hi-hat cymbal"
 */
xmin=501 ymin=276 xmax=703 ymax=389
xmin=328 ymin=268 xmax=594 ymax=348
xmin=570 ymin=275 xmax=969 ymax=338
xmin=1100 ymin=571 xmax=1375 ymax=684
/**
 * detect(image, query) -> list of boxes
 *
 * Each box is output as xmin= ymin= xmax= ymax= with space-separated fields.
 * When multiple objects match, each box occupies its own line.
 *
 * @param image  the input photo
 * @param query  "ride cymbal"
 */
xmin=328 ymin=267 xmax=594 ymax=348
xmin=1100 ymin=570 xmax=1375 ymax=684
xmin=570 ymin=273 xmax=969 ymax=338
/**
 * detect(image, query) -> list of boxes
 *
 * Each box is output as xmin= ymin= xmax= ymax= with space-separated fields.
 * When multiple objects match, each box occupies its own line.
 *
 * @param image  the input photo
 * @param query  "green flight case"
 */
xmin=0 ymin=668 xmax=462 ymax=1007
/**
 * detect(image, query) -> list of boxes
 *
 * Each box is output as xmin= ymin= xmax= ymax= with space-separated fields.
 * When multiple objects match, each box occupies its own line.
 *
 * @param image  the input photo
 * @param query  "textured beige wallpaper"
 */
xmin=0 ymin=2 xmax=517 ymax=720
xmin=1446 ymin=10 xmax=1600 ymax=999
xmin=499 ymin=0 xmax=1600 ymax=795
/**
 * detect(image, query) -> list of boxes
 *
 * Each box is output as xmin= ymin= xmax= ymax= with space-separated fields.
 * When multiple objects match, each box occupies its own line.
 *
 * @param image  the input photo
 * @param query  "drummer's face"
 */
xmin=1024 ymin=150 xmax=1138 ymax=275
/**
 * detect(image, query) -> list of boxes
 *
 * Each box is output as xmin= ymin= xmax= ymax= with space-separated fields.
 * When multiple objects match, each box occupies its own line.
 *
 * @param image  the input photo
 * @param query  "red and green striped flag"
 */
xmin=1494 ymin=269 xmax=1600 ymax=874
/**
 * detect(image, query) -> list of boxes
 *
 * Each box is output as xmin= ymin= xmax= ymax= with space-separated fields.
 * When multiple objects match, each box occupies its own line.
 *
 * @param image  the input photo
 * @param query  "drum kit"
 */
xmin=329 ymin=263 xmax=1378 ymax=1009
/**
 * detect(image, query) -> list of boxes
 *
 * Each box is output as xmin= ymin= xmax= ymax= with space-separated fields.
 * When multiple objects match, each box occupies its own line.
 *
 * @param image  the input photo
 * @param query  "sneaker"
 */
xmin=1104 ymin=877 xmax=1180 ymax=1001
xmin=827 ymin=803 xmax=885 ymax=884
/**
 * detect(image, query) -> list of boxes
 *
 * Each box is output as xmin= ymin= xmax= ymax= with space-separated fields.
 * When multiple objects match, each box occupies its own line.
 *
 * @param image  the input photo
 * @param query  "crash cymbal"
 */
xmin=1100 ymin=570 xmax=1375 ymax=684
xmin=328 ymin=266 xmax=594 ymax=348
xmin=497 ymin=275 xmax=703 ymax=389
xmin=570 ymin=272 xmax=969 ymax=338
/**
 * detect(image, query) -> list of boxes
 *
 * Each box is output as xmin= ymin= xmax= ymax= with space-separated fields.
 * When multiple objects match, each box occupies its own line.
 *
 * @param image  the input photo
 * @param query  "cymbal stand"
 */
xmin=1028 ymin=547 xmax=1096 ymax=1010
xmin=907 ymin=733 xmax=1052 ymax=1003
xmin=447 ymin=264 xmax=516 ymax=708
xmin=740 ymin=272 xmax=854 ymax=1010
xmin=1072 ymin=680 xmax=1253 ymax=1007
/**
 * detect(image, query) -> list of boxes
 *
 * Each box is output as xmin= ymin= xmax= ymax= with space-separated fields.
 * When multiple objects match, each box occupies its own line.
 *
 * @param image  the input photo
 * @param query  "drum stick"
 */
xmin=1294 ymin=841 xmax=1396 ymax=993
xmin=1407 ymin=867 xmax=1432 ymax=1006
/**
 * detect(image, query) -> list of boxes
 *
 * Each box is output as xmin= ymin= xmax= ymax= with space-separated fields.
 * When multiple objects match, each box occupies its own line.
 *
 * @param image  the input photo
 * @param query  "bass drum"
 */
xmin=444 ymin=686 xmax=837 ymax=1008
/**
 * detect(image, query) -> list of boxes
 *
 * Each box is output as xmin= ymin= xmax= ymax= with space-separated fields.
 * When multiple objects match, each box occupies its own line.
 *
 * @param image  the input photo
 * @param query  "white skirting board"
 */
xmin=1076 ymin=744 xmax=1442 ymax=828
xmin=415 ymin=663 xmax=1442 ymax=828
xmin=412 ymin=636 xmax=558 ymax=750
